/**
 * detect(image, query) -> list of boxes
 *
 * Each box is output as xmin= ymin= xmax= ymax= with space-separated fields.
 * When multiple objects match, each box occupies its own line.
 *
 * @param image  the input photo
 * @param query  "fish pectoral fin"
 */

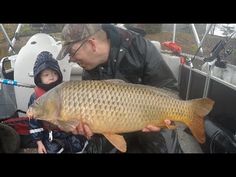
xmin=103 ymin=133 xmax=127 ymax=153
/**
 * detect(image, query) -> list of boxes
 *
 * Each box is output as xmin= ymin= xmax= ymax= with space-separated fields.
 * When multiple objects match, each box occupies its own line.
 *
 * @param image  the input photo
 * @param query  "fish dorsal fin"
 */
xmin=104 ymin=79 xmax=126 ymax=84
xmin=103 ymin=133 xmax=127 ymax=153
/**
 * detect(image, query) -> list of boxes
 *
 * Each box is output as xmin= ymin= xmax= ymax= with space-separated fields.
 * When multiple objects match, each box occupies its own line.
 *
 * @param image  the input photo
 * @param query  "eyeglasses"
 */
xmin=69 ymin=39 xmax=89 ymax=58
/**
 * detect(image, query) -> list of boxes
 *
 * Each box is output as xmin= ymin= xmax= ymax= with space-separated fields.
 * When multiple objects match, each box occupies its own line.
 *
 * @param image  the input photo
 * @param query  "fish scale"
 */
xmin=59 ymin=81 xmax=165 ymax=132
xmin=27 ymin=79 xmax=215 ymax=152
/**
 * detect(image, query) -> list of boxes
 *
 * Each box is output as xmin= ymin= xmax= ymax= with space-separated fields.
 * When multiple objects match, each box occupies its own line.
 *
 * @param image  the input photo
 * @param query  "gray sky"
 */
xmin=214 ymin=24 xmax=236 ymax=37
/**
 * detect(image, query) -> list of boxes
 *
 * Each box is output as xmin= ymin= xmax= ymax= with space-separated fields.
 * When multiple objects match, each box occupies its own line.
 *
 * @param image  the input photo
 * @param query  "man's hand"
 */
xmin=72 ymin=119 xmax=172 ymax=138
xmin=72 ymin=123 xmax=93 ymax=139
xmin=142 ymin=119 xmax=171 ymax=132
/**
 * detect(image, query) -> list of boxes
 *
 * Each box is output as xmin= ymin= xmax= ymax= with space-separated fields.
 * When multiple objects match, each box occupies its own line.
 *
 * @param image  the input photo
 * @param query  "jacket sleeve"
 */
xmin=29 ymin=119 xmax=44 ymax=141
xmin=28 ymin=93 xmax=44 ymax=141
xmin=142 ymin=40 xmax=177 ymax=90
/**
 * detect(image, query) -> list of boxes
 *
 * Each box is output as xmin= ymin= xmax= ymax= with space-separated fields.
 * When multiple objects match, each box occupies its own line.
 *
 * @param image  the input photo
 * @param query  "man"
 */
xmin=57 ymin=24 xmax=182 ymax=153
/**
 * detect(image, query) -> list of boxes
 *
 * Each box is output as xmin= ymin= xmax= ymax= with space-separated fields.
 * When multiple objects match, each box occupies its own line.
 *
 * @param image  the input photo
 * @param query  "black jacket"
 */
xmin=83 ymin=24 xmax=177 ymax=89
xmin=82 ymin=25 xmax=182 ymax=153
xmin=28 ymin=93 xmax=44 ymax=141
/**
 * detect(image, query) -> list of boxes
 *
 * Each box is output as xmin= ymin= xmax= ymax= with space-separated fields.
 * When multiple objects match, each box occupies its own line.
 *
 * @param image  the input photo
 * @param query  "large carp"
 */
xmin=27 ymin=80 xmax=215 ymax=152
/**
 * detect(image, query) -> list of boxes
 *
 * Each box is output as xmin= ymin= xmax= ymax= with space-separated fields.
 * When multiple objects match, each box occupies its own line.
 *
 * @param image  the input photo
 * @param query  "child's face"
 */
xmin=40 ymin=68 xmax=59 ymax=84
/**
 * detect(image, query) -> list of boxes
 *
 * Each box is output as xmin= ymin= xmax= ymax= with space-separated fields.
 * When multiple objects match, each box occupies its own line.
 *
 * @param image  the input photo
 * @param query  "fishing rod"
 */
xmin=186 ymin=28 xmax=236 ymax=100
xmin=185 ymin=24 xmax=213 ymax=100
xmin=203 ymin=31 xmax=236 ymax=66
xmin=0 ymin=78 xmax=35 ymax=88
xmin=201 ymin=31 xmax=236 ymax=98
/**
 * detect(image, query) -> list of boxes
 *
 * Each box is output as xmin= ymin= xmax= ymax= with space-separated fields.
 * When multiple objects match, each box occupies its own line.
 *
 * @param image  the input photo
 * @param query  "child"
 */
xmin=28 ymin=51 xmax=87 ymax=153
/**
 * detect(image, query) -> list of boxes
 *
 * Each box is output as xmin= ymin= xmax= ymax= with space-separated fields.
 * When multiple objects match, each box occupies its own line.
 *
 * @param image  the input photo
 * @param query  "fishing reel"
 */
xmin=204 ymin=32 xmax=235 ymax=69
xmin=215 ymin=45 xmax=233 ymax=68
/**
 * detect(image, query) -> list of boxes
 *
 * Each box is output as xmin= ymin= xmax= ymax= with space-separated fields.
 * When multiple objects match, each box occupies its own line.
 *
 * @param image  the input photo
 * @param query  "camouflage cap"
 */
xmin=56 ymin=24 xmax=102 ymax=60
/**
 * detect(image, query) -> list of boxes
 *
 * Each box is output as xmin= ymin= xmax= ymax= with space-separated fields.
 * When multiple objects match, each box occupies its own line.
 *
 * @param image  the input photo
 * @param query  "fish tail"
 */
xmin=185 ymin=98 xmax=215 ymax=144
